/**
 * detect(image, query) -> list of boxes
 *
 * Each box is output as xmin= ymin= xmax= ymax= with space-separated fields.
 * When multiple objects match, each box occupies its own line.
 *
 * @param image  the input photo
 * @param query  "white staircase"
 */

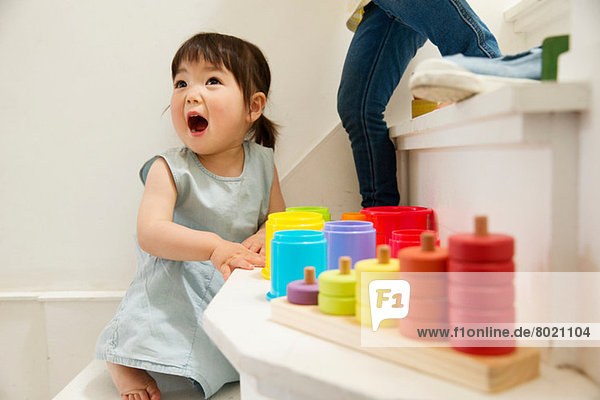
xmin=54 ymin=0 xmax=600 ymax=398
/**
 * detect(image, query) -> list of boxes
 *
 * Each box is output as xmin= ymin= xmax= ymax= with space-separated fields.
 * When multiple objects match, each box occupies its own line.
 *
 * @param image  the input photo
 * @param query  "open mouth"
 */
xmin=187 ymin=114 xmax=208 ymax=134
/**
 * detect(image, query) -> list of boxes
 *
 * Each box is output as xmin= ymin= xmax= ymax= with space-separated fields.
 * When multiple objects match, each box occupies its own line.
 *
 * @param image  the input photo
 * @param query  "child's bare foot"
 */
xmin=106 ymin=362 xmax=161 ymax=400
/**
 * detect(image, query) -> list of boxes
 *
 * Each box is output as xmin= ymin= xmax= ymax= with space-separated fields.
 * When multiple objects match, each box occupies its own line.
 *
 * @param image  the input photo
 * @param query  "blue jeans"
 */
xmin=337 ymin=0 xmax=500 ymax=207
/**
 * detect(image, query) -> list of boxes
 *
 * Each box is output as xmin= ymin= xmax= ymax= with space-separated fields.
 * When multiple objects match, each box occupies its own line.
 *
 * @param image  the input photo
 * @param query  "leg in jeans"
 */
xmin=372 ymin=0 xmax=501 ymax=57
xmin=338 ymin=4 xmax=426 ymax=207
xmin=338 ymin=0 xmax=500 ymax=207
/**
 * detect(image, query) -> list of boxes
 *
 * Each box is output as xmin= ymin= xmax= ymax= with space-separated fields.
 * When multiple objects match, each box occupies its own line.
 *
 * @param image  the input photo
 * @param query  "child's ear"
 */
xmin=248 ymin=92 xmax=266 ymax=123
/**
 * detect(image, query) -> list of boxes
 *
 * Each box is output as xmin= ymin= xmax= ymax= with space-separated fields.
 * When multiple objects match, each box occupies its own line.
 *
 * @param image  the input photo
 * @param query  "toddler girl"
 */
xmin=95 ymin=32 xmax=285 ymax=400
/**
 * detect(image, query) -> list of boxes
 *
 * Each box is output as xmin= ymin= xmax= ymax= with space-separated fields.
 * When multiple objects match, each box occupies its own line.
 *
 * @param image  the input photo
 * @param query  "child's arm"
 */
xmin=241 ymin=166 xmax=286 ymax=255
xmin=137 ymin=158 xmax=264 ymax=278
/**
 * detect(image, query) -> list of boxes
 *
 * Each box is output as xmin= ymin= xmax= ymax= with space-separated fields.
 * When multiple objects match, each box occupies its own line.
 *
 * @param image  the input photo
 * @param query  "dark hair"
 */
xmin=171 ymin=32 xmax=278 ymax=148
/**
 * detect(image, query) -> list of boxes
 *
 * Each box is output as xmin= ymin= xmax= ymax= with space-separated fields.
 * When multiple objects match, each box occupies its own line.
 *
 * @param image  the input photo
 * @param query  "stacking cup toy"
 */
xmin=355 ymin=245 xmax=400 ymax=328
xmin=361 ymin=206 xmax=436 ymax=246
xmin=323 ymin=221 xmax=376 ymax=270
xmin=287 ymin=266 xmax=319 ymax=305
xmin=263 ymin=211 xmax=324 ymax=280
xmin=390 ymin=229 xmax=439 ymax=257
xmin=268 ymin=230 xmax=326 ymax=300
xmin=318 ymin=257 xmax=357 ymax=315
xmin=341 ymin=212 xmax=368 ymax=221
xmin=397 ymin=233 xmax=448 ymax=340
xmin=448 ymin=216 xmax=516 ymax=355
xmin=286 ymin=207 xmax=331 ymax=222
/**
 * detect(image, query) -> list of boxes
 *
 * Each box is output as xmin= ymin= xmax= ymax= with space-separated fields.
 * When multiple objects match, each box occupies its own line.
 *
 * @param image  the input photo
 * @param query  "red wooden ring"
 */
xmin=449 ymin=233 xmax=514 ymax=262
xmin=448 ymin=282 xmax=514 ymax=309
xmin=449 ymin=304 xmax=514 ymax=323
xmin=408 ymin=297 xmax=448 ymax=320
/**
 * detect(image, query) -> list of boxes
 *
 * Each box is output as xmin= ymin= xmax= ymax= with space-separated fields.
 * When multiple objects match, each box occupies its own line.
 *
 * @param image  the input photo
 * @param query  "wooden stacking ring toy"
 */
xmin=448 ymin=216 xmax=514 ymax=262
xmin=287 ymin=266 xmax=319 ymax=305
xmin=355 ymin=246 xmax=400 ymax=327
xmin=318 ymin=257 xmax=356 ymax=315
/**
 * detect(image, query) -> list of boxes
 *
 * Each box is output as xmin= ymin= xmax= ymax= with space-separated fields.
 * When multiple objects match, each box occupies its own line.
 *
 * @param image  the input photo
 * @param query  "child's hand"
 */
xmin=241 ymin=230 xmax=266 ymax=256
xmin=210 ymin=240 xmax=265 ymax=280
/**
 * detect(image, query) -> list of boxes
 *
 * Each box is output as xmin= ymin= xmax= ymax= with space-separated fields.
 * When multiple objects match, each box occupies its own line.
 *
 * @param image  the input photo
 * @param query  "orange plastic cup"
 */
xmin=341 ymin=212 xmax=368 ymax=221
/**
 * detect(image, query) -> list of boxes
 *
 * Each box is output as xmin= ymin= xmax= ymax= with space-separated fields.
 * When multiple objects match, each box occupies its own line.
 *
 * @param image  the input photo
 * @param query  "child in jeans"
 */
xmin=338 ymin=0 xmax=500 ymax=207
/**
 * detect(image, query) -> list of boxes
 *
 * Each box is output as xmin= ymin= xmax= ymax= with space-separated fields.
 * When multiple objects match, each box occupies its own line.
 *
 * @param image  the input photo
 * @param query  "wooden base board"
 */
xmin=270 ymin=297 xmax=539 ymax=393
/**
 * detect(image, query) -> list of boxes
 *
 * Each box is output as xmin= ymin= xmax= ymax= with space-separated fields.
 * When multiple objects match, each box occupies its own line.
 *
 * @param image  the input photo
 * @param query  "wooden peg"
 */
xmin=474 ymin=215 xmax=488 ymax=237
xmin=304 ymin=266 xmax=316 ymax=285
xmin=377 ymin=245 xmax=390 ymax=264
xmin=421 ymin=232 xmax=436 ymax=251
xmin=339 ymin=256 xmax=352 ymax=275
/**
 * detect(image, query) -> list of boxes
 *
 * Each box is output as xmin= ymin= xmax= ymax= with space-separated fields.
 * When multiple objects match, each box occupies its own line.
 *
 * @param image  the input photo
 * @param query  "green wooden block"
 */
xmin=542 ymin=35 xmax=570 ymax=81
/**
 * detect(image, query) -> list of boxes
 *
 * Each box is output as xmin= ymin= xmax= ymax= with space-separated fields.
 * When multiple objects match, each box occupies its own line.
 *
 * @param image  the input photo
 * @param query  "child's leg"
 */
xmin=338 ymin=3 xmax=427 ymax=207
xmin=372 ymin=0 xmax=501 ymax=58
xmin=106 ymin=362 xmax=161 ymax=400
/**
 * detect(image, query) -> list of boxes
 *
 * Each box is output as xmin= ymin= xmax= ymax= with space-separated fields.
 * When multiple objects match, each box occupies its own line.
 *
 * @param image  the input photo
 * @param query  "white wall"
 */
xmin=0 ymin=0 xmax=352 ymax=292
xmin=559 ymin=0 xmax=600 ymax=385
xmin=0 ymin=0 xmax=530 ymax=292
xmin=0 ymin=299 xmax=49 ymax=400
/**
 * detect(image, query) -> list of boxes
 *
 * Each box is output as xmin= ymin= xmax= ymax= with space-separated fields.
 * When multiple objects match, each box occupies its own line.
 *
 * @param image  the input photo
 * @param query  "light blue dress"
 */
xmin=95 ymin=141 xmax=274 ymax=397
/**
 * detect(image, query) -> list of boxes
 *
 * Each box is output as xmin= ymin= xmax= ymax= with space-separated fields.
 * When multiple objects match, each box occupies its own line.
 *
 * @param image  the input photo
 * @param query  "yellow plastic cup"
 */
xmin=262 ymin=211 xmax=325 ymax=280
xmin=286 ymin=207 xmax=331 ymax=222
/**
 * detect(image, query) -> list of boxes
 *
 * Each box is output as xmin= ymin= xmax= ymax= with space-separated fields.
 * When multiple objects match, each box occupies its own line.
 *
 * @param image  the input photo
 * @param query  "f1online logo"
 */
xmin=368 ymin=280 xmax=411 ymax=331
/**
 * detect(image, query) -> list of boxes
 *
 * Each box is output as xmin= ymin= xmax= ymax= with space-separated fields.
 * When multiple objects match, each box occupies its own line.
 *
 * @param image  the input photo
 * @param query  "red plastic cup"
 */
xmin=390 ymin=229 xmax=439 ymax=257
xmin=361 ymin=206 xmax=436 ymax=246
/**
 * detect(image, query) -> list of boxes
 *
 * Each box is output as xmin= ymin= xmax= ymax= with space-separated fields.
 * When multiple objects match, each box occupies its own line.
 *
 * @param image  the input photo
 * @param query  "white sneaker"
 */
xmin=409 ymin=49 xmax=541 ymax=103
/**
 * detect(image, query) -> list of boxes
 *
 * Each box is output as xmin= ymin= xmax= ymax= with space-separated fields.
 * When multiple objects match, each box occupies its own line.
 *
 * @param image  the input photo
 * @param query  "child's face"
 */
xmin=170 ymin=59 xmax=253 ymax=156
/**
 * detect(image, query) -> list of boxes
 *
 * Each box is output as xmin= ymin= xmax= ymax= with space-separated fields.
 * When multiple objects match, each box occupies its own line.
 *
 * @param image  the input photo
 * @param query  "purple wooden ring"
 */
xmin=287 ymin=279 xmax=319 ymax=305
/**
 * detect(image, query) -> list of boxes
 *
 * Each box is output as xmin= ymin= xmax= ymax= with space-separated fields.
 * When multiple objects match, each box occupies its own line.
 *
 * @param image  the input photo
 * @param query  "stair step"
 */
xmin=53 ymin=360 xmax=240 ymax=400
xmin=391 ymin=82 xmax=588 ymax=150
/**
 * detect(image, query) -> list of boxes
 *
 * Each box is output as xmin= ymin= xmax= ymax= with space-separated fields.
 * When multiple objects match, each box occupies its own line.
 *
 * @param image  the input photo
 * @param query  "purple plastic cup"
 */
xmin=323 ymin=221 xmax=376 ymax=270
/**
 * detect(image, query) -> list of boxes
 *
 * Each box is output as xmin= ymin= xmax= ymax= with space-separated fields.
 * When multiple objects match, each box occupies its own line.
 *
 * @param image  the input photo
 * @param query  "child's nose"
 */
xmin=186 ymin=89 xmax=203 ymax=105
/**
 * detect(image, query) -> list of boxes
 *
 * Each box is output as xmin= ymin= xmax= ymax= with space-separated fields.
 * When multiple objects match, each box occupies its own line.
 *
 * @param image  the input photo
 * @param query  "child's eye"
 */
xmin=174 ymin=80 xmax=187 ymax=89
xmin=206 ymin=77 xmax=221 ymax=85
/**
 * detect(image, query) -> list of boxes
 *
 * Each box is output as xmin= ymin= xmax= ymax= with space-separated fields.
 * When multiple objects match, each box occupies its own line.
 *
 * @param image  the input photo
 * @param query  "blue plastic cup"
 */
xmin=323 ymin=221 xmax=376 ymax=270
xmin=268 ymin=230 xmax=326 ymax=300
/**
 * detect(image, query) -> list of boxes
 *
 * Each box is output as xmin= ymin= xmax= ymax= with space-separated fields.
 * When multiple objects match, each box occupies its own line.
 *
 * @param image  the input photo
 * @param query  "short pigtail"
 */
xmin=251 ymin=114 xmax=279 ymax=149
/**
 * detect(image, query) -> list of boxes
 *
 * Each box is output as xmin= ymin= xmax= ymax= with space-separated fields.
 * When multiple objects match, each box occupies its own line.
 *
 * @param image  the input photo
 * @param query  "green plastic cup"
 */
xmin=286 ymin=206 xmax=331 ymax=222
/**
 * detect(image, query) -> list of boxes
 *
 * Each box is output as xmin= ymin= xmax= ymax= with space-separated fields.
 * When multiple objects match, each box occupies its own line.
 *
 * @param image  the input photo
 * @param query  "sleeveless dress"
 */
xmin=95 ymin=141 xmax=274 ymax=397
